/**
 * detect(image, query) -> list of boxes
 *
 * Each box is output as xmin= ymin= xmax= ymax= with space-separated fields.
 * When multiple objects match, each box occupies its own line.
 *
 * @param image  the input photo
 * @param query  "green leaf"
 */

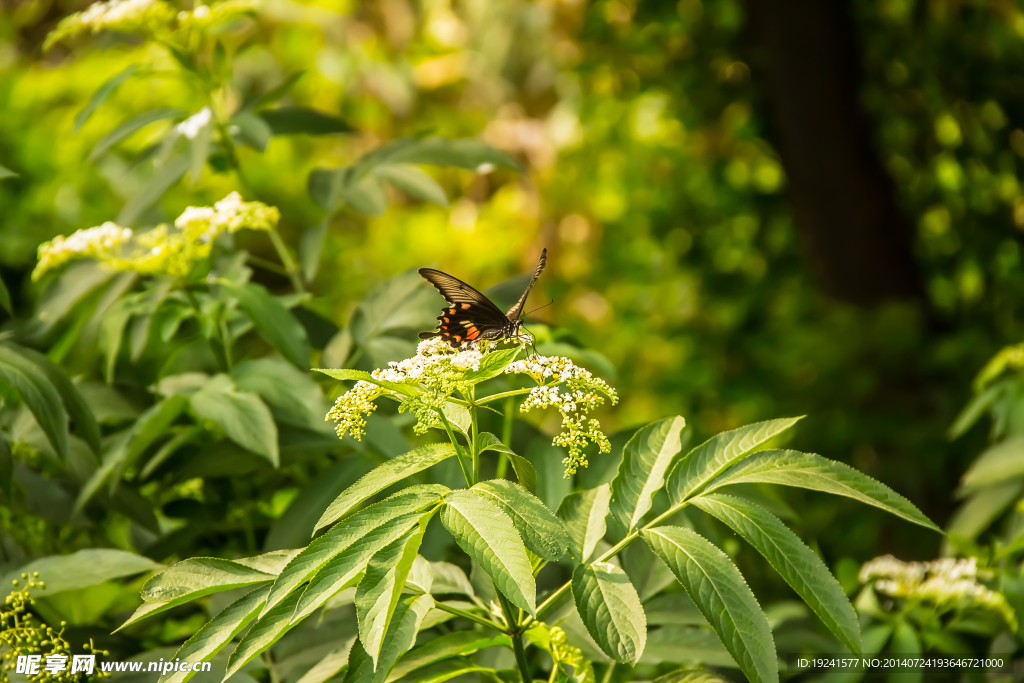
xmin=0 ymin=549 xmax=161 ymax=601
xmin=343 ymin=595 xmax=435 ymax=683
xmin=705 ymin=449 xmax=941 ymax=533
xmin=0 ymin=355 xmax=68 ymax=460
xmin=667 ymin=417 xmax=803 ymax=504
xmin=190 ymin=375 xmax=279 ymax=466
xmin=475 ymin=432 xmax=536 ymax=493
xmin=571 ymin=561 xmax=646 ymax=664
xmin=643 ymin=593 xmax=707 ymax=626
xmin=264 ymin=485 xmax=448 ymax=616
xmin=315 ymin=368 xmax=418 ymax=398
xmin=259 ymin=107 xmax=352 ymax=135
xmin=230 ymin=110 xmax=273 ymax=151
xmin=374 ymin=165 xmax=448 ymax=206
xmin=118 ymin=152 xmax=190 ymax=226
xmin=651 ymin=669 xmax=733 ymax=683
xmin=472 ymin=479 xmax=569 ymax=561
xmin=296 ymin=641 xmax=356 ymax=683
xmin=315 ymin=443 xmax=456 ymax=532
xmin=959 ymin=435 xmax=1024 ymax=492
xmin=641 ymin=628 xmax=735 ymax=667
xmin=428 ymin=562 xmax=475 ymax=598
xmin=75 ymin=64 xmax=139 ymax=133
xmin=187 ymin=112 xmax=214 ymax=185
xmin=947 ymin=481 xmax=1023 ymax=541
xmin=89 ymin=107 xmax=183 ymax=162
xmin=225 ymin=591 xmax=303 ymax=679
xmin=463 ymin=347 xmax=524 ymax=383
xmin=642 ymin=526 xmax=777 ymax=683
xmin=388 ymin=632 xmax=510 ymax=682
xmin=159 ymin=585 xmax=270 ymax=683
xmin=231 ymin=358 xmax=324 ymax=429
xmin=558 ymin=484 xmax=612 ymax=564
xmin=0 ymin=273 xmax=11 ymax=314
xmin=0 ymin=164 xmax=17 ymax=180
xmin=378 ymin=137 xmax=520 ymax=171
xmin=610 ymin=416 xmax=687 ymax=531
xmin=356 ymin=522 xmax=427 ymax=665
xmin=0 ymin=436 xmax=11 ymax=501
xmin=300 ymin=219 xmax=329 ymax=283
xmin=222 ymin=281 xmax=311 ymax=369
xmin=440 ymin=489 xmax=536 ymax=615
xmin=253 ymin=71 xmax=306 ymax=109
xmin=691 ymin=493 xmax=861 ymax=653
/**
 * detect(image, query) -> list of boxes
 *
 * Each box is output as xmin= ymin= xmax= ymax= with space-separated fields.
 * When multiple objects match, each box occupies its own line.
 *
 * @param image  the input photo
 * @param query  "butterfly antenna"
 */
xmin=524 ymin=299 xmax=554 ymax=318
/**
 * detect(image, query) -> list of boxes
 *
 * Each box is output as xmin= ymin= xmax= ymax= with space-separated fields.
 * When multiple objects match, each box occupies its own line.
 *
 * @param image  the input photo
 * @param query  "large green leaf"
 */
xmin=387 ymin=632 xmax=510 ymax=682
xmin=374 ymin=165 xmax=448 ymax=206
xmin=0 ymin=549 xmax=160 ymax=600
xmin=89 ymin=107 xmax=183 ymax=161
xmin=258 ymin=107 xmax=352 ymax=135
xmin=691 ymin=493 xmax=861 ymax=653
xmin=225 ymin=591 xmax=303 ymax=679
xmin=159 ymin=585 xmax=270 ymax=683
xmin=315 ymin=368 xmax=418 ymax=398
xmin=440 ymin=489 xmax=536 ymax=615
xmin=315 ymin=443 xmax=456 ymax=532
xmin=264 ymin=485 xmax=447 ymax=616
xmin=461 ymin=347 xmax=523 ymax=383
xmin=295 ymin=640 xmax=355 ymax=683
xmin=344 ymin=595 xmax=435 ymax=683
xmin=231 ymin=358 xmax=325 ymax=430
xmin=75 ymin=64 xmax=139 ymax=133
xmin=704 ymin=450 xmax=940 ymax=532
xmin=356 ymin=521 xmax=427 ymax=665
xmin=667 ymin=417 xmax=803 ymax=504
xmin=374 ymin=137 xmax=521 ymax=171
xmin=222 ymin=281 xmax=311 ymax=369
xmin=641 ymin=627 xmax=735 ymax=667
xmin=472 ymin=479 xmax=568 ymax=561
xmin=610 ymin=416 xmax=687 ymax=531
xmin=642 ymin=526 xmax=777 ymax=683
xmin=428 ymin=562 xmax=475 ymax=598
xmin=959 ymin=436 xmax=1024 ymax=492
xmin=2 ymin=344 xmax=101 ymax=456
xmin=571 ymin=562 xmax=646 ymax=664
xmin=558 ymin=485 xmax=612 ymax=564
xmin=190 ymin=374 xmax=279 ymax=466
xmin=0 ymin=355 xmax=68 ymax=460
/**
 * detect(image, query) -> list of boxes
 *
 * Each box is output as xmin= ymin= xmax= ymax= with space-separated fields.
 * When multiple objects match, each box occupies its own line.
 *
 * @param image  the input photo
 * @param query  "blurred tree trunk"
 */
xmin=745 ymin=0 xmax=926 ymax=305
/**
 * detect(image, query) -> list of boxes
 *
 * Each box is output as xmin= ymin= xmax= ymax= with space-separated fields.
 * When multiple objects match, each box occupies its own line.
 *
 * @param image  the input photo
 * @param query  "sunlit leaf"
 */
xmin=571 ymin=561 xmax=646 ymax=664
xmin=610 ymin=416 xmax=687 ymax=531
xmin=190 ymin=375 xmax=279 ymax=466
xmin=472 ymin=479 xmax=569 ymax=560
xmin=558 ymin=484 xmax=611 ymax=564
xmin=75 ymin=64 xmax=138 ymax=133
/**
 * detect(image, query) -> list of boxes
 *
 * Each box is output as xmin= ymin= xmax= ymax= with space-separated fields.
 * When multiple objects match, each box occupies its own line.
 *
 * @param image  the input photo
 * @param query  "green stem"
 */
xmin=496 ymin=396 xmax=514 ymax=479
xmin=470 ymin=386 xmax=479 ymax=485
xmin=432 ymin=601 xmax=504 ymax=631
xmin=536 ymin=501 xmax=690 ymax=618
xmin=478 ymin=388 xmax=537 ymax=405
xmin=267 ymin=228 xmax=306 ymax=294
xmin=601 ymin=661 xmax=616 ymax=683
xmin=437 ymin=409 xmax=472 ymax=488
xmin=497 ymin=592 xmax=533 ymax=683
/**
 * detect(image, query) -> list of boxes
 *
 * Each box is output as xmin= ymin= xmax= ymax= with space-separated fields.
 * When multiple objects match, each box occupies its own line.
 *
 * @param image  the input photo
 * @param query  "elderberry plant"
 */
xmin=126 ymin=340 xmax=943 ymax=683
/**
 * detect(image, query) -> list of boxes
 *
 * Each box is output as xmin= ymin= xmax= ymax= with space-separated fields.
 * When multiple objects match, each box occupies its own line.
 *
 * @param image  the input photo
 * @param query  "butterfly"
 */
xmin=418 ymin=248 xmax=548 ymax=348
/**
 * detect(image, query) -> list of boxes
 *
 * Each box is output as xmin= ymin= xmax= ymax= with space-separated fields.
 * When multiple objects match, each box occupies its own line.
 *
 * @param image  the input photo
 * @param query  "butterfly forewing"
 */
xmin=505 ymin=249 xmax=548 ymax=321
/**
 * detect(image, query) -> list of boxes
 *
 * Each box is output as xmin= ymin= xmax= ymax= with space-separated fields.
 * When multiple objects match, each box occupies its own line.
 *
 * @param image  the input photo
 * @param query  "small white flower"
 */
xmin=177 ymin=107 xmax=212 ymax=140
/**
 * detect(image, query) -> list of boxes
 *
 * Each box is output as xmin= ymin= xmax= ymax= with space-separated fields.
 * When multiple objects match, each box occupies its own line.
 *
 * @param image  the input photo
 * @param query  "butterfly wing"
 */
xmin=505 ymin=248 xmax=547 ymax=321
xmin=418 ymin=268 xmax=509 ymax=346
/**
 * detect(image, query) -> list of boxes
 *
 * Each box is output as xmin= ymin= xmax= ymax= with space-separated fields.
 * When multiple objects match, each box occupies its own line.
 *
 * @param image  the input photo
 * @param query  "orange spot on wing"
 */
xmin=467 ymin=328 xmax=480 ymax=340
xmin=453 ymin=335 xmax=462 ymax=342
xmin=460 ymin=303 xmax=471 ymax=310
xmin=449 ymin=308 xmax=457 ymax=314
xmin=443 ymin=317 xmax=450 ymax=323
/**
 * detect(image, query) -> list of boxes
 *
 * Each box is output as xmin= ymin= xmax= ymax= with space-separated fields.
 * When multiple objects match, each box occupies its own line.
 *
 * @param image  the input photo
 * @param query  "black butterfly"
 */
xmin=418 ymin=248 xmax=548 ymax=348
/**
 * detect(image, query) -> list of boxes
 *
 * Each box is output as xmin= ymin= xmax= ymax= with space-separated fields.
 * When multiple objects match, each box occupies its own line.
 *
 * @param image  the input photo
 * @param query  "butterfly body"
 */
xmin=419 ymin=248 xmax=547 ymax=348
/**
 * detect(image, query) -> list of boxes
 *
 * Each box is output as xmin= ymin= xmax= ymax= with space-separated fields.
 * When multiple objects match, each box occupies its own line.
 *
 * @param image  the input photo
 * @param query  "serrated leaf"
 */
xmin=472 ymin=479 xmax=569 ymax=561
xmin=0 ymin=355 xmax=68 ymax=460
xmin=344 ymin=595 xmax=435 ymax=683
xmin=75 ymin=64 xmax=138 ymax=133
xmin=610 ymin=416 xmax=687 ymax=531
xmin=295 ymin=640 xmax=355 ymax=683
xmin=704 ymin=449 xmax=940 ymax=532
xmin=558 ymin=485 xmax=612 ymax=564
xmin=89 ymin=107 xmax=183 ymax=162
xmin=667 ymin=417 xmax=803 ymax=504
xmin=440 ymin=489 xmax=536 ymax=615
xmin=387 ymin=632 xmax=510 ymax=682
xmin=691 ymin=493 xmax=861 ymax=653
xmin=159 ymin=585 xmax=270 ymax=683
xmin=356 ymin=522 xmax=426 ymax=666
xmin=475 ymin=432 xmax=536 ymax=493
xmin=642 ymin=526 xmax=777 ymax=683
xmin=225 ymin=591 xmax=302 ymax=679
xmin=190 ymin=375 xmax=279 ymax=466
xmin=315 ymin=368 xmax=418 ymax=397
xmin=460 ymin=347 xmax=523 ymax=383
xmin=428 ymin=562 xmax=475 ymax=598
xmin=259 ymin=107 xmax=352 ymax=135
xmin=374 ymin=165 xmax=448 ymax=206
xmin=264 ymin=485 xmax=448 ymax=616
xmin=221 ymin=281 xmax=311 ymax=369
xmin=571 ymin=561 xmax=646 ymax=664
xmin=315 ymin=443 xmax=456 ymax=532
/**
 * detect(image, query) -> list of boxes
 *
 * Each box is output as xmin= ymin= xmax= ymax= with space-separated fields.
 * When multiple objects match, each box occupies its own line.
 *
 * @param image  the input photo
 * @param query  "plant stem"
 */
xmin=536 ymin=501 xmax=690 ymax=618
xmin=470 ymin=386 xmax=479 ymax=484
xmin=432 ymin=601 xmax=504 ymax=631
xmin=267 ymin=228 xmax=306 ymax=294
xmin=478 ymin=388 xmax=536 ymax=405
xmin=437 ymin=409 xmax=472 ymax=487
xmin=601 ymin=661 xmax=616 ymax=683
xmin=496 ymin=396 xmax=514 ymax=479
xmin=497 ymin=592 xmax=533 ymax=683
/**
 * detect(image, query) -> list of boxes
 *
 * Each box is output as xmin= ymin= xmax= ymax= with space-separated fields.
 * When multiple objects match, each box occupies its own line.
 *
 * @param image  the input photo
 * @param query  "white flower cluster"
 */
xmin=325 ymin=381 xmax=381 ymax=441
xmin=506 ymin=355 xmax=617 ymax=476
xmin=860 ymin=555 xmax=1016 ymax=630
xmin=45 ymin=0 xmax=176 ymax=49
xmin=32 ymin=223 xmax=132 ymax=280
xmin=326 ymin=337 xmax=498 ymax=439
